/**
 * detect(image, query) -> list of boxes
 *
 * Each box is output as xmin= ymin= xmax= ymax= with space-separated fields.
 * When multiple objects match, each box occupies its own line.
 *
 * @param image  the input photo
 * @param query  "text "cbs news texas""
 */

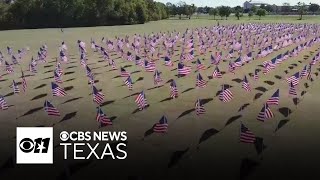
xmin=16 ymin=127 xmax=128 ymax=164
xmin=60 ymin=130 xmax=127 ymax=160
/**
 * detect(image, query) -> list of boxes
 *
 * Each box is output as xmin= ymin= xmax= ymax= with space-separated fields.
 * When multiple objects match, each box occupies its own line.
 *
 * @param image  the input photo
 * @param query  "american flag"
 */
xmin=154 ymin=70 xmax=163 ymax=85
xmin=184 ymin=50 xmax=194 ymax=61
xmin=242 ymin=75 xmax=251 ymax=92
xmin=12 ymin=80 xmax=20 ymax=94
xmin=286 ymin=72 xmax=300 ymax=86
xmin=233 ymin=57 xmax=242 ymax=67
xmin=124 ymin=76 xmax=133 ymax=90
xmin=212 ymin=66 xmax=222 ymax=78
xmin=196 ymin=73 xmax=207 ymax=88
xmin=21 ymin=70 xmax=27 ymax=92
xmin=86 ymin=65 xmax=93 ymax=77
xmin=253 ymin=69 xmax=259 ymax=80
xmin=307 ymin=65 xmax=312 ymax=80
xmin=288 ymin=82 xmax=297 ymax=96
xmin=135 ymin=91 xmax=148 ymax=110
xmin=0 ymin=95 xmax=8 ymax=110
xmin=240 ymin=122 xmax=256 ymax=144
xmin=228 ymin=61 xmax=235 ymax=74
xmin=210 ymin=54 xmax=217 ymax=65
xmin=257 ymin=103 xmax=274 ymax=122
xmin=144 ymin=60 xmax=156 ymax=72
xmin=170 ymin=80 xmax=178 ymax=98
xmin=92 ymin=85 xmax=105 ymax=105
xmin=51 ymin=82 xmax=67 ymax=97
xmin=44 ymin=100 xmax=60 ymax=116
xmin=164 ymin=56 xmax=173 ymax=66
xmin=120 ymin=67 xmax=130 ymax=77
xmin=5 ymin=61 xmax=14 ymax=73
xmin=88 ymin=73 xmax=95 ymax=86
xmin=54 ymin=71 xmax=63 ymax=84
xmin=110 ymin=59 xmax=117 ymax=70
xmin=195 ymin=99 xmax=206 ymax=115
xmin=96 ymin=107 xmax=112 ymax=127
xmin=11 ymin=55 xmax=18 ymax=64
xmin=196 ymin=59 xmax=206 ymax=70
xmin=29 ymin=63 xmax=37 ymax=73
xmin=178 ymin=63 xmax=191 ymax=75
xmin=300 ymin=65 xmax=308 ymax=78
xmin=153 ymin=115 xmax=168 ymax=133
xmin=127 ymin=51 xmax=134 ymax=61
xmin=267 ymin=89 xmax=280 ymax=105
xmin=56 ymin=62 xmax=63 ymax=76
xmin=219 ymin=87 xmax=233 ymax=102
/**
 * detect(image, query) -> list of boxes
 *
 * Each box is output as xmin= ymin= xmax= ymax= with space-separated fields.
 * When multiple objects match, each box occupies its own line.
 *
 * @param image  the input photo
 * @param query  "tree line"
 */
xmin=0 ymin=0 xmax=169 ymax=30
xmin=0 ymin=0 xmax=319 ymax=30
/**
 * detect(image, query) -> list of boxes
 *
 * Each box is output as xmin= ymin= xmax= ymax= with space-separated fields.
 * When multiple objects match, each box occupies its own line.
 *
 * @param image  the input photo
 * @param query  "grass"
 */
xmin=0 ymin=15 xmax=320 ymax=179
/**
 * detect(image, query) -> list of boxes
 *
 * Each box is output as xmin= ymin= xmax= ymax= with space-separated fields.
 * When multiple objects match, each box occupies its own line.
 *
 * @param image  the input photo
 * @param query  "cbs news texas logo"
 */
xmin=16 ymin=127 xmax=53 ymax=164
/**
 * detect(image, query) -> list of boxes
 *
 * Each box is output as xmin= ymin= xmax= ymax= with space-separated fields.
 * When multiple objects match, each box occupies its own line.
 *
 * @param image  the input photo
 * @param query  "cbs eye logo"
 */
xmin=16 ymin=127 xmax=53 ymax=164
xmin=19 ymin=138 xmax=50 ymax=153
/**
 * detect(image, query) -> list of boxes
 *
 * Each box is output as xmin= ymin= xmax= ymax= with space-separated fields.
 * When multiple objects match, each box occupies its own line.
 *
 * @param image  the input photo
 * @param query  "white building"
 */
xmin=243 ymin=1 xmax=269 ymax=10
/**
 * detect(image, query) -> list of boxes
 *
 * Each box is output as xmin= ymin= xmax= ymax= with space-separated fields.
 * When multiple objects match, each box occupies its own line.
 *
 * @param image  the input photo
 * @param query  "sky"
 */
xmin=155 ymin=0 xmax=319 ymax=7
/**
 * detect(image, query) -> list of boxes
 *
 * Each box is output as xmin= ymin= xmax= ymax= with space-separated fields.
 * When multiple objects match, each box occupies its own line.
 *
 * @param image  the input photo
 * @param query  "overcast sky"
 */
xmin=155 ymin=0 xmax=319 ymax=7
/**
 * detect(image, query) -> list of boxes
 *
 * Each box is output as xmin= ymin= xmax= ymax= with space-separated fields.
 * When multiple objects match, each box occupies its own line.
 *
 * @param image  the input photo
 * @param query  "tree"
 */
xmin=234 ymin=6 xmax=243 ymax=20
xmin=248 ymin=11 xmax=253 ymax=20
xmin=297 ymin=2 xmax=306 ymax=20
xmin=309 ymin=3 xmax=320 ymax=14
xmin=264 ymin=5 xmax=274 ymax=12
xmin=209 ymin=8 xmax=218 ymax=20
xmin=256 ymin=8 xmax=266 ymax=20
xmin=218 ymin=6 xmax=231 ymax=20
xmin=251 ymin=6 xmax=257 ymax=13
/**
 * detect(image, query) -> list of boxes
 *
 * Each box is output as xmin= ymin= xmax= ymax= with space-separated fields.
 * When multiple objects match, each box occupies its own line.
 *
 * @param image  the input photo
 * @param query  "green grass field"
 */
xmin=0 ymin=15 xmax=320 ymax=179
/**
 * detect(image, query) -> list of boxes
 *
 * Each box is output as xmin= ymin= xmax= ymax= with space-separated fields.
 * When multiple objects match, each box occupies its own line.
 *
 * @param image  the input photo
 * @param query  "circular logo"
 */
xmin=19 ymin=138 xmax=35 ymax=153
xmin=60 ymin=131 xmax=69 ymax=141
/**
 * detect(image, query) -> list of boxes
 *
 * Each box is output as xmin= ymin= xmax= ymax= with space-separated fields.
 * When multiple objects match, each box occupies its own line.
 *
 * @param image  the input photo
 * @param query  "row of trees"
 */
xmin=207 ymin=6 xmax=267 ymax=20
xmin=0 ymin=0 xmax=169 ymax=30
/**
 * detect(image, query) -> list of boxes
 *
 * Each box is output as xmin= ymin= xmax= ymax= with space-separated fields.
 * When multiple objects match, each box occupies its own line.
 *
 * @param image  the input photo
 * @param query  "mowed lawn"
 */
xmin=0 ymin=16 xmax=320 ymax=179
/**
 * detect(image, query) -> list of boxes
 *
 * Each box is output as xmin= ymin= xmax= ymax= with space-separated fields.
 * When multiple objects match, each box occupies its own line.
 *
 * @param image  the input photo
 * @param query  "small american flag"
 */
xmin=54 ymin=71 xmax=63 ymax=84
xmin=257 ymin=103 xmax=274 ymax=122
xmin=44 ymin=100 xmax=60 ymax=116
xmin=153 ymin=115 xmax=168 ymax=133
xmin=0 ymin=95 xmax=8 ymax=110
xmin=300 ymin=65 xmax=308 ymax=78
xmin=135 ymin=91 xmax=148 ymax=110
xmin=124 ymin=76 xmax=133 ymax=90
xmin=164 ymin=56 xmax=173 ymax=66
xmin=178 ymin=63 xmax=191 ymax=75
xmin=196 ymin=59 xmax=206 ymax=70
xmin=5 ymin=61 xmax=14 ymax=73
xmin=120 ymin=67 xmax=130 ymax=77
xmin=195 ymin=99 xmax=206 ymax=115
xmin=267 ymin=89 xmax=280 ymax=105
xmin=92 ymin=85 xmax=105 ymax=105
xmin=144 ymin=60 xmax=156 ymax=72
xmin=219 ymin=87 xmax=233 ymax=102
xmin=240 ymin=122 xmax=256 ymax=144
xmin=212 ymin=66 xmax=222 ymax=78
xmin=96 ymin=107 xmax=112 ymax=127
xmin=253 ymin=69 xmax=259 ymax=80
xmin=12 ymin=80 xmax=20 ymax=94
xmin=110 ymin=59 xmax=117 ymax=70
xmin=196 ymin=73 xmax=207 ymax=88
xmin=288 ymin=82 xmax=297 ymax=96
xmin=51 ymin=82 xmax=67 ymax=97
xmin=21 ymin=70 xmax=27 ymax=92
xmin=228 ymin=61 xmax=235 ymax=74
xmin=86 ymin=65 xmax=93 ymax=77
xmin=286 ymin=72 xmax=300 ymax=86
xmin=154 ymin=70 xmax=163 ymax=85
xmin=170 ymin=80 xmax=178 ymax=98
xmin=242 ymin=75 xmax=251 ymax=92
